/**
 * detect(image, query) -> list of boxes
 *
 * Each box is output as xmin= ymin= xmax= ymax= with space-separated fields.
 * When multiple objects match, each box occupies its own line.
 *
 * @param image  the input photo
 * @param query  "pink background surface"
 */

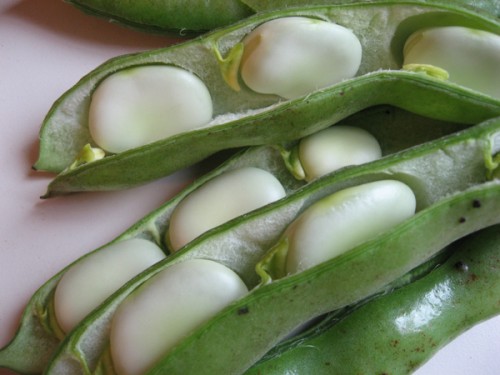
xmin=0 ymin=1 xmax=499 ymax=374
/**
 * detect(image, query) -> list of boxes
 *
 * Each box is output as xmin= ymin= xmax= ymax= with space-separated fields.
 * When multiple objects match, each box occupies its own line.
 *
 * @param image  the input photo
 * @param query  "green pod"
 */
xmin=151 ymin=182 xmax=500 ymax=375
xmin=249 ymin=0 xmax=500 ymax=21
xmin=246 ymin=224 xmax=500 ymax=375
xmin=42 ymin=117 xmax=500 ymax=374
xmin=35 ymin=2 xmax=500 ymax=196
xmin=65 ymin=0 xmax=254 ymax=34
xmin=0 ymin=141 xmax=292 ymax=375
xmin=2 ymin=105 xmax=461 ymax=374
xmin=65 ymin=0 xmax=499 ymax=33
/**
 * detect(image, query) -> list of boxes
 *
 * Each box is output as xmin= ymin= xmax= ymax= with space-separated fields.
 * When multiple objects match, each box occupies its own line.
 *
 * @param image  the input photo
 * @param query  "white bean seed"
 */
xmin=285 ymin=180 xmax=416 ymax=274
xmin=88 ymin=65 xmax=213 ymax=153
xmin=54 ymin=238 xmax=166 ymax=333
xmin=168 ymin=167 xmax=286 ymax=251
xmin=403 ymin=26 xmax=500 ymax=99
xmin=298 ymin=126 xmax=381 ymax=181
xmin=240 ymin=17 xmax=362 ymax=99
xmin=110 ymin=258 xmax=248 ymax=375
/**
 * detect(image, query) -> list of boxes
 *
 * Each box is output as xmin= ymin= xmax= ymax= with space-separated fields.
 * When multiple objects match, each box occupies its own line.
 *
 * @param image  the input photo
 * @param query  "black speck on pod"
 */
xmin=454 ymin=261 xmax=469 ymax=272
xmin=237 ymin=306 xmax=249 ymax=315
xmin=472 ymin=199 xmax=481 ymax=208
xmin=458 ymin=217 xmax=466 ymax=223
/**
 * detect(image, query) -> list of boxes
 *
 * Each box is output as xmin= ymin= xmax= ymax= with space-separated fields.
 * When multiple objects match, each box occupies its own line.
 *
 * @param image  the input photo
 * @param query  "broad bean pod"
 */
xmin=246 ymin=224 xmax=500 ymax=374
xmin=2 ymin=105 xmax=459 ymax=374
xmin=41 ymin=117 xmax=500 ymax=374
xmin=64 ymin=0 xmax=499 ymax=33
xmin=34 ymin=2 xmax=500 ymax=196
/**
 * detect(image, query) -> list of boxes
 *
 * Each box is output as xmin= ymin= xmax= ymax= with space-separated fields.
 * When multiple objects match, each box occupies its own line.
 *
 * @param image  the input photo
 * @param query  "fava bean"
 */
xmin=54 ymin=238 xmax=166 ymax=333
xmin=239 ymin=17 xmax=362 ymax=99
xmin=110 ymin=259 xmax=248 ymax=375
xmin=403 ymin=26 xmax=500 ymax=99
xmin=168 ymin=167 xmax=286 ymax=251
xmin=282 ymin=180 xmax=416 ymax=275
xmin=34 ymin=2 xmax=500 ymax=196
xmin=297 ymin=126 xmax=382 ymax=181
xmin=89 ymin=65 xmax=213 ymax=153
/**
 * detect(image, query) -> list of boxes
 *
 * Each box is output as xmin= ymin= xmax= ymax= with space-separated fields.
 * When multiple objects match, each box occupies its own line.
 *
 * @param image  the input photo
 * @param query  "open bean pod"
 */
xmin=246 ymin=224 xmax=500 ymax=374
xmin=35 ymin=2 xmax=500 ymax=196
xmin=64 ymin=0 xmax=499 ymax=34
xmin=0 ymin=137 xmax=292 ymax=375
xmin=42 ymin=117 xmax=500 ymax=374
xmin=0 ymin=105 xmax=467 ymax=374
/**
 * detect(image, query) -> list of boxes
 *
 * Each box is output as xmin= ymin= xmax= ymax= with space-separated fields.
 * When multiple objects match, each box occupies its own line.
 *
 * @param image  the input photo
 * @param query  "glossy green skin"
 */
xmin=42 ymin=117 xmax=500 ymax=374
xmin=35 ymin=2 xmax=500 ymax=196
xmin=66 ymin=0 xmax=253 ymax=33
xmin=66 ymin=0 xmax=499 ymax=33
xmin=249 ymin=0 xmax=500 ymax=21
xmin=246 ymin=225 xmax=500 ymax=375
xmin=2 ymin=105 xmax=463 ymax=374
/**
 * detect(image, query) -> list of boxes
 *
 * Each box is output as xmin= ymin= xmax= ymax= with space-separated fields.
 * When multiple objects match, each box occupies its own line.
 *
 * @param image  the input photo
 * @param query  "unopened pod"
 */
xmin=63 ymin=0 xmax=499 ymax=34
xmin=247 ymin=224 xmax=500 ymax=374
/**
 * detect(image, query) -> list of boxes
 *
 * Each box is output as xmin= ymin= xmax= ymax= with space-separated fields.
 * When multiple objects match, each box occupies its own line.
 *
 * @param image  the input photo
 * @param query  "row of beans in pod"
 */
xmin=35 ymin=1 xmax=500 ymax=196
xmin=1 ymin=1 xmax=499 ymax=374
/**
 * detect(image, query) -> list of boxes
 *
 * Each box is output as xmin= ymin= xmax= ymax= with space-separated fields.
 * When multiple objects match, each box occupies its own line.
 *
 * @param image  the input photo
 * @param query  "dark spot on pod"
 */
xmin=407 ymin=360 xmax=419 ymax=370
xmin=339 ymin=91 xmax=345 ymax=96
xmin=237 ymin=306 xmax=249 ymax=315
xmin=454 ymin=261 xmax=469 ymax=272
xmin=472 ymin=199 xmax=481 ymax=208
xmin=391 ymin=339 xmax=400 ymax=347
xmin=458 ymin=217 xmax=466 ymax=223
xmin=324 ymin=362 xmax=331 ymax=366
xmin=468 ymin=273 xmax=479 ymax=282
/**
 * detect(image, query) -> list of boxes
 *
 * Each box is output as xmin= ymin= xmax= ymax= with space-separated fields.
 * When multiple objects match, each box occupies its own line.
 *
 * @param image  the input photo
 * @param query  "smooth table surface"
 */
xmin=0 ymin=1 xmax=499 ymax=374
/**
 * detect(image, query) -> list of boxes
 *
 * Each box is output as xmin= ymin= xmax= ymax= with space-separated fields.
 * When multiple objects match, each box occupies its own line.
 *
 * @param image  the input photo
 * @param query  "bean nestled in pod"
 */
xmin=89 ymin=65 xmax=213 ymax=153
xmin=109 ymin=258 xmax=248 ymax=375
xmin=265 ymin=180 xmax=416 ymax=277
xmin=238 ymin=16 xmax=362 ymax=99
xmin=168 ymin=167 xmax=286 ymax=251
xmin=294 ymin=126 xmax=382 ymax=181
xmin=403 ymin=26 xmax=500 ymax=99
xmin=54 ymin=238 xmax=166 ymax=333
